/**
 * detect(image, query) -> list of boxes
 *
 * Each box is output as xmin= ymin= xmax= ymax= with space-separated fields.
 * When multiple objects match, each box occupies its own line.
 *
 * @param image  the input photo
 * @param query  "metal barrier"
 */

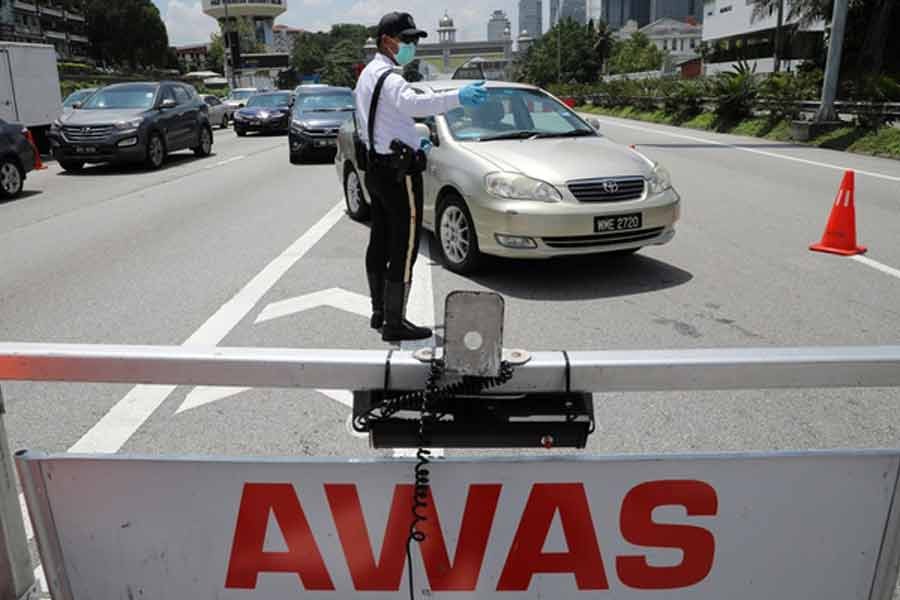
xmin=1 ymin=340 xmax=900 ymax=599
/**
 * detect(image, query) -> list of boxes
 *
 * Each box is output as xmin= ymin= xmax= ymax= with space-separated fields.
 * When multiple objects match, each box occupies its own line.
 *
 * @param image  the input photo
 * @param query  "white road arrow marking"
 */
xmin=255 ymin=288 xmax=371 ymax=324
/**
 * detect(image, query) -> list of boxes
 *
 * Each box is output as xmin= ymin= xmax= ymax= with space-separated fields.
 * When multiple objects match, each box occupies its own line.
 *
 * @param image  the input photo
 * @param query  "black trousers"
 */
xmin=365 ymin=165 xmax=425 ymax=284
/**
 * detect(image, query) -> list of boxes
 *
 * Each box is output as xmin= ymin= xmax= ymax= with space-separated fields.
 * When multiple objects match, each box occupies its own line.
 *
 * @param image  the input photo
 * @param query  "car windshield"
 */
xmin=296 ymin=93 xmax=354 ymax=113
xmin=81 ymin=86 xmax=156 ymax=110
xmin=230 ymin=90 xmax=256 ymax=101
xmin=444 ymin=88 xmax=594 ymax=142
xmin=63 ymin=89 xmax=95 ymax=107
xmin=247 ymin=94 xmax=292 ymax=108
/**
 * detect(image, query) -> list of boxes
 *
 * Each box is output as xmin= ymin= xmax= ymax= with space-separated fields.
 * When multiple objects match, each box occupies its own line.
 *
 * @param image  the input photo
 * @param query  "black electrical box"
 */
xmin=353 ymin=391 xmax=594 ymax=449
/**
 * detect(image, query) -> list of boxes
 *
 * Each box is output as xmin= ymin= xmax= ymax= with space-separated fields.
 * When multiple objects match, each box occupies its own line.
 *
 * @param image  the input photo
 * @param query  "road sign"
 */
xmin=16 ymin=450 xmax=900 ymax=600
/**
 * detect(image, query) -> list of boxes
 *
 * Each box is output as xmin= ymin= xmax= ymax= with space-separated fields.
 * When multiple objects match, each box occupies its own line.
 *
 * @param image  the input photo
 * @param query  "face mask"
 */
xmin=396 ymin=42 xmax=417 ymax=66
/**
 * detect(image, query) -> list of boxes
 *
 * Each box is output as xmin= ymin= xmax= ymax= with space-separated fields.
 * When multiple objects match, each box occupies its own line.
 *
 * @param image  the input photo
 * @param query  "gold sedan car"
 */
xmin=336 ymin=80 xmax=680 ymax=273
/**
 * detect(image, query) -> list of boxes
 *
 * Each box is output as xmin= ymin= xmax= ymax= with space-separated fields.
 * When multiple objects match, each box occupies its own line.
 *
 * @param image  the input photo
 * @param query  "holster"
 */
xmin=389 ymin=139 xmax=428 ymax=181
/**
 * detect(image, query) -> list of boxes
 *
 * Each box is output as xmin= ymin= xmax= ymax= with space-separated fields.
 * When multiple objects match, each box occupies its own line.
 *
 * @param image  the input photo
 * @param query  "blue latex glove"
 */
xmin=459 ymin=81 xmax=488 ymax=107
xmin=420 ymin=138 xmax=433 ymax=154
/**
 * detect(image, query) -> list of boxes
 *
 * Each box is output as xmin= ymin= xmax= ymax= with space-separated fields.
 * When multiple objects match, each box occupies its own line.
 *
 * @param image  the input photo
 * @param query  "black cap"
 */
xmin=376 ymin=12 xmax=427 ymax=42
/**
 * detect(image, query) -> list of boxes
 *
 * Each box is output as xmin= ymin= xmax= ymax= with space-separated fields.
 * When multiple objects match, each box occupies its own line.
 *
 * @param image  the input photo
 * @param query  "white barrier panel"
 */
xmin=17 ymin=451 xmax=900 ymax=600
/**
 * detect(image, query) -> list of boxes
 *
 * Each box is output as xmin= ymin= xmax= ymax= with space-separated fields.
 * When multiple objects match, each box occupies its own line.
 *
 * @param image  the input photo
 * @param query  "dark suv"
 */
xmin=289 ymin=86 xmax=354 ymax=164
xmin=49 ymin=81 xmax=213 ymax=172
xmin=0 ymin=118 xmax=36 ymax=199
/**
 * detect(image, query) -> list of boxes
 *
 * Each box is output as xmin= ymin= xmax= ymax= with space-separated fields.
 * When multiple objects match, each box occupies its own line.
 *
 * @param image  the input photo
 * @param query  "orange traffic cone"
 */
xmin=810 ymin=170 xmax=866 ymax=256
xmin=24 ymin=129 xmax=47 ymax=170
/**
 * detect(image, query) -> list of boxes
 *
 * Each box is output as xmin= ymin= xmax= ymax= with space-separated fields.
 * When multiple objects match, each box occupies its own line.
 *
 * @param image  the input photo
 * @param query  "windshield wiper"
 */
xmin=478 ymin=130 xmax=542 ymax=141
xmin=528 ymin=130 xmax=596 ymax=139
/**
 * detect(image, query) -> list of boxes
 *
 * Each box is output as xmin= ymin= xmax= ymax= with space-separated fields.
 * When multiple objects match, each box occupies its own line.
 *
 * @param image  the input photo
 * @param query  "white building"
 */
xmin=201 ymin=0 xmax=286 ymax=49
xmin=641 ymin=17 xmax=701 ymax=60
xmin=702 ymin=0 xmax=825 ymax=74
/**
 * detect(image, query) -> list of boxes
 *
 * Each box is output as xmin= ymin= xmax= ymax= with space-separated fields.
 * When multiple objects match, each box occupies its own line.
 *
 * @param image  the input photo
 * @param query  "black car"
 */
xmin=233 ymin=92 xmax=294 ymax=136
xmin=48 ymin=81 xmax=214 ymax=172
xmin=0 ymin=118 xmax=36 ymax=200
xmin=289 ymin=86 xmax=355 ymax=164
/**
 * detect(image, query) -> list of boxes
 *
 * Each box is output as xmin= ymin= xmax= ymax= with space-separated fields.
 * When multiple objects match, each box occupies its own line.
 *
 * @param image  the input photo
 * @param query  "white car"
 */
xmin=221 ymin=88 xmax=258 ymax=117
xmin=201 ymin=95 xmax=230 ymax=129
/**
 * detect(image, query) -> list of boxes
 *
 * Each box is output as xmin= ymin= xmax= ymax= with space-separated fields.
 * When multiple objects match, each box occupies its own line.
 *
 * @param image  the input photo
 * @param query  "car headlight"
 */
xmin=50 ymin=119 xmax=62 ymax=130
xmin=114 ymin=118 xmax=143 ymax=130
xmin=648 ymin=163 xmax=672 ymax=194
xmin=485 ymin=172 xmax=562 ymax=202
xmin=258 ymin=111 xmax=270 ymax=119
xmin=291 ymin=119 xmax=307 ymax=130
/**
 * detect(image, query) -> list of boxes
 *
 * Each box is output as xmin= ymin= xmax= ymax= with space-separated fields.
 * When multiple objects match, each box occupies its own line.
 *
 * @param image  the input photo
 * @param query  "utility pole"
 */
xmin=815 ymin=0 xmax=849 ymax=123
xmin=223 ymin=0 xmax=238 ymax=90
xmin=557 ymin=0 xmax=563 ymax=83
xmin=772 ymin=0 xmax=784 ymax=73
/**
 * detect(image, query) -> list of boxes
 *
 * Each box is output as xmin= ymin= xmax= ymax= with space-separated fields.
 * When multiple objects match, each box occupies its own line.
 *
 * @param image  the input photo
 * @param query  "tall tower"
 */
xmin=518 ymin=0 xmax=543 ymax=38
xmin=488 ymin=10 xmax=511 ymax=41
xmin=437 ymin=11 xmax=456 ymax=44
xmin=549 ymin=0 xmax=560 ymax=27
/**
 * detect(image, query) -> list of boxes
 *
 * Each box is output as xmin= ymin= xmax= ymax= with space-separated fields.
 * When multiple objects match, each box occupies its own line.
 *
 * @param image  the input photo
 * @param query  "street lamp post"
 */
xmin=223 ymin=0 xmax=238 ymax=90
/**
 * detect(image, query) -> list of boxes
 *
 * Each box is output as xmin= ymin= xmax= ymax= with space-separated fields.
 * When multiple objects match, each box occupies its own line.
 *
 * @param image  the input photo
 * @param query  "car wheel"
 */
xmin=58 ymin=160 xmax=84 ymax=173
xmin=193 ymin=126 xmax=213 ymax=157
xmin=344 ymin=167 xmax=370 ymax=222
xmin=221 ymin=114 xmax=229 ymax=129
xmin=145 ymin=133 xmax=166 ymax=170
xmin=290 ymin=151 xmax=303 ymax=165
xmin=235 ymin=127 xmax=246 ymax=137
xmin=0 ymin=159 xmax=23 ymax=199
xmin=437 ymin=195 xmax=481 ymax=274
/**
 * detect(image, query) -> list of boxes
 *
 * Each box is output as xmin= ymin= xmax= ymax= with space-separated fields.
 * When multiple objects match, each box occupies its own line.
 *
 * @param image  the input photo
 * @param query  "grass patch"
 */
xmin=846 ymin=127 xmax=900 ymax=158
xmin=577 ymin=105 xmax=900 ymax=160
xmin=683 ymin=112 xmax=715 ymax=130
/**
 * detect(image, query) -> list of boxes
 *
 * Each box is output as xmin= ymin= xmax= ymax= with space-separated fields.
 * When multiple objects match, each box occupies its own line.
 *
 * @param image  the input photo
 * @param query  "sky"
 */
xmin=153 ymin=0 xmax=549 ymax=47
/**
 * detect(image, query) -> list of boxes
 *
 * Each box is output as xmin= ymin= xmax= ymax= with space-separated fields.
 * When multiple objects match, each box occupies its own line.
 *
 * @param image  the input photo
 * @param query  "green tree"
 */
xmin=520 ymin=18 xmax=605 ymax=87
xmin=321 ymin=38 xmax=361 ymax=87
xmin=207 ymin=32 xmax=224 ymax=72
xmin=291 ymin=33 xmax=325 ymax=75
xmin=608 ymin=32 xmax=665 ymax=75
xmin=84 ymin=0 xmax=170 ymax=70
xmin=749 ymin=0 xmax=900 ymax=79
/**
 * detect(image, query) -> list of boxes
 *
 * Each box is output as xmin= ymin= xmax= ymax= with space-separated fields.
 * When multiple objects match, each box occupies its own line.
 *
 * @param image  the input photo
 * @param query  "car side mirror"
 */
xmin=415 ymin=122 xmax=439 ymax=147
xmin=587 ymin=117 xmax=602 ymax=132
xmin=160 ymin=98 xmax=177 ymax=110
xmin=72 ymin=102 xmax=82 ymax=110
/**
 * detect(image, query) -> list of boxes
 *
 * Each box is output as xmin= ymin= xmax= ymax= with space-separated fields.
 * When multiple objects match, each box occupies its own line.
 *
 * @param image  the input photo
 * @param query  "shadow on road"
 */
xmin=56 ymin=151 xmax=218 ymax=177
xmin=456 ymin=248 xmax=693 ymax=301
xmin=0 ymin=190 xmax=42 ymax=205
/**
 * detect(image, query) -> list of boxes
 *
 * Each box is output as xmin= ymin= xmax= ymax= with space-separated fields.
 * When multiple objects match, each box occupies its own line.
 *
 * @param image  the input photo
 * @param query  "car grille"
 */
xmin=543 ymin=227 xmax=665 ymax=249
xmin=568 ymin=176 xmax=646 ymax=203
xmin=302 ymin=127 xmax=340 ymax=137
xmin=62 ymin=125 xmax=114 ymax=143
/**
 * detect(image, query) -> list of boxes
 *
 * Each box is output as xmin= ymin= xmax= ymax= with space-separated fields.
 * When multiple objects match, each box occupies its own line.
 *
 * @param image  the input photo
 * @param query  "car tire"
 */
xmin=290 ymin=151 xmax=303 ymax=165
xmin=0 ymin=158 xmax=24 ymax=199
xmin=235 ymin=127 xmax=246 ymax=137
xmin=193 ymin=126 xmax=213 ymax=157
xmin=58 ymin=160 xmax=85 ymax=173
xmin=145 ymin=133 xmax=166 ymax=170
xmin=344 ymin=167 xmax=370 ymax=222
xmin=437 ymin=194 xmax=481 ymax=274
xmin=221 ymin=114 xmax=229 ymax=129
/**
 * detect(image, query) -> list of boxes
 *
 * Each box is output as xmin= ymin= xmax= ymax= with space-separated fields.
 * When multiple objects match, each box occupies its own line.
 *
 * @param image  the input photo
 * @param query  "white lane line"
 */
xmin=68 ymin=201 xmax=346 ymax=454
xmin=594 ymin=117 xmax=900 ymax=183
xmin=205 ymin=155 xmax=245 ymax=169
xmin=852 ymin=255 xmax=900 ymax=281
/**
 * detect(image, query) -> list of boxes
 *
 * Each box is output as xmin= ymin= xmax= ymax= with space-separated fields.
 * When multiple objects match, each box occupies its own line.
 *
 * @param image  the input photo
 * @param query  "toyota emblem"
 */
xmin=601 ymin=180 xmax=619 ymax=194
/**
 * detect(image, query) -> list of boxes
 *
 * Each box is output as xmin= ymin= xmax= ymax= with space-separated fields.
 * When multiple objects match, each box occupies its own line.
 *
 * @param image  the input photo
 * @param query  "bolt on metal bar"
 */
xmin=1 ymin=343 xmax=900 ymax=393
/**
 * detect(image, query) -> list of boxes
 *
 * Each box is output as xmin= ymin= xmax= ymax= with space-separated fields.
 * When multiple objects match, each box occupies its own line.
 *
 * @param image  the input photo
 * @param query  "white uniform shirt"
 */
xmin=355 ymin=53 xmax=461 ymax=155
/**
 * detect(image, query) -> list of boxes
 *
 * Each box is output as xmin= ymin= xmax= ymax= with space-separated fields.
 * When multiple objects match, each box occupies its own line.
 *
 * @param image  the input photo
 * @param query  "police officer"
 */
xmin=357 ymin=12 xmax=487 ymax=343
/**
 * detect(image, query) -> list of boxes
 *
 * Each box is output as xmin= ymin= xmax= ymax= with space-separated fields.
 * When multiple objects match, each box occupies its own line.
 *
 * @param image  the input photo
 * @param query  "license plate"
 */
xmin=317 ymin=139 xmax=336 ymax=148
xmin=75 ymin=146 xmax=97 ymax=154
xmin=595 ymin=213 xmax=642 ymax=233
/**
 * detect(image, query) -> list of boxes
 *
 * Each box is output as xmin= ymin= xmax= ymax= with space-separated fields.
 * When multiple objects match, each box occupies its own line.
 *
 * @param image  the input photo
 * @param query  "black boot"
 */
xmin=367 ymin=273 xmax=384 ymax=330
xmin=382 ymin=281 xmax=432 ymax=342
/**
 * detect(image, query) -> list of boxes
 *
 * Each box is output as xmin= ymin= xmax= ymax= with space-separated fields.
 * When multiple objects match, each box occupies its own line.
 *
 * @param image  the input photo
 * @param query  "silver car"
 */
xmin=336 ymin=80 xmax=681 ymax=273
xmin=201 ymin=94 xmax=230 ymax=129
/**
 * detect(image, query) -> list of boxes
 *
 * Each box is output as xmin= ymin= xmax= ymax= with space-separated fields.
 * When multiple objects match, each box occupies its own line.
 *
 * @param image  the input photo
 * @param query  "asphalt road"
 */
xmin=2 ymin=117 xmax=900 ymax=593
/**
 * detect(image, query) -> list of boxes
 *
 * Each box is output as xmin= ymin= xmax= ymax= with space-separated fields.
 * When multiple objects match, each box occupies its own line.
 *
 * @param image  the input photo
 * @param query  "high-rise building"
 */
xmin=594 ymin=0 xmax=651 ymax=29
xmin=549 ymin=0 xmax=560 ymax=27
xmin=559 ymin=0 xmax=588 ymax=24
xmin=518 ymin=0 xmax=543 ymax=37
xmin=0 ymin=0 xmax=90 ymax=59
xmin=650 ymin=0 xmax=703 ymax=22
xmin=488 ymin=9 xmax=511 ymax=41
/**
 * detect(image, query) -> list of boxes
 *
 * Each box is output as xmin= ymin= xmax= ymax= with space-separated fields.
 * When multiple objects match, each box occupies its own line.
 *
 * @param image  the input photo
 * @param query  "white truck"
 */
xmin=0 ymin=42 xmax=62 ymax=148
